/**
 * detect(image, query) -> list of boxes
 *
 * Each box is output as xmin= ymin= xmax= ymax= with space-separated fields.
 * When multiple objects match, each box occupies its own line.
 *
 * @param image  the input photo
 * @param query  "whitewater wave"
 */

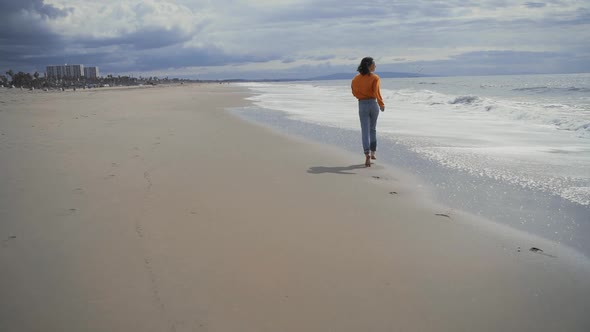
xmin=385 ymin=89 xmax=590 ymax=138
xmin=449 ymin=95 xmax=481 ymax=104
xmin=512 ymin=86 xmax=590 ymax=94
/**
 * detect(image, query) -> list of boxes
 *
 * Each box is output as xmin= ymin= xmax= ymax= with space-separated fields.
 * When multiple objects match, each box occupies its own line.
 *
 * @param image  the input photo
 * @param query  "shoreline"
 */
xmin=235 ymin=90 xmax=590 ymax=259
xmin=232 ymin=98 xmax=590 ymax=261
xmin=1 ymin=84 xmax=589 ymax=331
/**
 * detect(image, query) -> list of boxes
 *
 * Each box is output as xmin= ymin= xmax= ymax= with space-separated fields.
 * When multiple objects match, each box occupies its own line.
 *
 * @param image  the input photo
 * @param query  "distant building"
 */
xmin=84 ymin=66 xmax=100 ymax=79
xmin=46 ymin=65 xmax=62 ymax=79
xmin=46 ymin=64 xmax=85 ymax=79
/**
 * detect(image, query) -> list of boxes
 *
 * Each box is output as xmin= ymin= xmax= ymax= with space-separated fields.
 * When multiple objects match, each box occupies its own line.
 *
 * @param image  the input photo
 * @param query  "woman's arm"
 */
xmin=374 ymin=76 xmax=385 ymax=111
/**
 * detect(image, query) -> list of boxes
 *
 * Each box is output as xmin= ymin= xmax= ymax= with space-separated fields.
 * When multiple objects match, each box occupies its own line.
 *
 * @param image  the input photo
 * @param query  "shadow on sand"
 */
xmin=307 ymin=164 xmax=367 ymax=175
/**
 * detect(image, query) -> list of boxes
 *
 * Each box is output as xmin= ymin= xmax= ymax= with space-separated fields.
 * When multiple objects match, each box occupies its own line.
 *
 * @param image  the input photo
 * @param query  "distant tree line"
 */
xmin=1 ymin=69 xmax=192 ymax=90
xmin=1 ymin=70 xmax=43 ymax=89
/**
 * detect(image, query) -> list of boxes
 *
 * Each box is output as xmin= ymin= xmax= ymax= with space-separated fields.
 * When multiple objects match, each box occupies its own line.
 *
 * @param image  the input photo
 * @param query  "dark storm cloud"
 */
xmin=1 ymin=44 xmax=277 ymax=75
xmin=77 ymin=26 xmax=195 ymax=51
xmin=524 ymin=2 xmax=547 ymax=8
xmin=0 ymin=0 xmax=72 ymax=42
xmin=264 ymin=0 xmax=464 ymax=23
xmin=558 ymin=7 xmax=590 ymax=25
xmin=21 ymin=51 xmax=118 ymax=68
xmin=0 ymin=0 xmax=72 ymax=18
xmin=0 ymin=0 xmax=73 ymax=71
xmin=0 ymin=0 xmax=208 ymax=72
xmin=303 ymin=55 xmax=336 ymax=61
xmin=383 ymin=50 xmax=590 ymax=76
xmin=130 ymin=46 xmax=279 ymax=71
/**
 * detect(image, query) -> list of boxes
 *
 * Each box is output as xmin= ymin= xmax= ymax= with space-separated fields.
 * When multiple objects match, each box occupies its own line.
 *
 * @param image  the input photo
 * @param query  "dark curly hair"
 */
xmin=357 ymin=57 xmax=374 ymax=75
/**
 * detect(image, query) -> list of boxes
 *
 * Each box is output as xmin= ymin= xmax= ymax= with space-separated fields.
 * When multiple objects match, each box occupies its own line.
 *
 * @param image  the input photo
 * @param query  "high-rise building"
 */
xmin=84 ymin=66 xmax=100 ymax=79
xmin=46 ymin=64 xmax=85 ymax=79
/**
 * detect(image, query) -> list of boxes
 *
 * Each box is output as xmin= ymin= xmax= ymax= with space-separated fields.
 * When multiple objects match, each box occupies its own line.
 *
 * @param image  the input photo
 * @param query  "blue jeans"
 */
xmin=358 ymin=99 xmax=379 ymax=154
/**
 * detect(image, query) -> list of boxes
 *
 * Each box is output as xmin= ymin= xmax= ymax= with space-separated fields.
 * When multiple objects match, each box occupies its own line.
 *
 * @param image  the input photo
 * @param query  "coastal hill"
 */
xmin=309 ymin=71 xmax=431 ymax=80
xmin=221 ymin=71 xmax=432 ymax=83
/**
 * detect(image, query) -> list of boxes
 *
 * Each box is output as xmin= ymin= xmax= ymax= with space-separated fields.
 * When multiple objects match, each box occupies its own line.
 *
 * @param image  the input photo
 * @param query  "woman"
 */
xmin=351 ymin=57 xmax=385 ymax=167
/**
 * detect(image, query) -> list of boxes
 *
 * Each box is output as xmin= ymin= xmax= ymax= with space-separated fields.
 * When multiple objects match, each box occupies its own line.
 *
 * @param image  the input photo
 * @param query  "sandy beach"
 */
xmin=1 ymin=84 xmax=589 ymax=332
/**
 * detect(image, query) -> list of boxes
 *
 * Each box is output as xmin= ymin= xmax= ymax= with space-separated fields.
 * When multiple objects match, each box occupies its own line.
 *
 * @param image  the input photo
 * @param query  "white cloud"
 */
xmin=2 ymin=0 xmax=589 ymax=77
xmin=46 ymin=0 xmax=203 ymax=39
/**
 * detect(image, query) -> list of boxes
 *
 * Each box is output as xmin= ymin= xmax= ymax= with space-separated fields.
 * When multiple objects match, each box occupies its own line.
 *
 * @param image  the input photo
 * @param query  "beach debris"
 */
xmin=389 ymin=191 xmax=398 ymax=195
xmin=529 ymin=247 xmax=557 ymax=258
xmin=435 ymin=213 xmax=451 ymax=219
xmin=372 ymin=176 xmax=381 ymax=179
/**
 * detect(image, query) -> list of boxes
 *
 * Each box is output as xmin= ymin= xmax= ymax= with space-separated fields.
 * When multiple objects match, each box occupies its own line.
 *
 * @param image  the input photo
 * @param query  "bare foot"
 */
xmin=365 ymin=154 xmax=371 ymax=167
xmin=370 ymin=153 xmax=376 ymax=160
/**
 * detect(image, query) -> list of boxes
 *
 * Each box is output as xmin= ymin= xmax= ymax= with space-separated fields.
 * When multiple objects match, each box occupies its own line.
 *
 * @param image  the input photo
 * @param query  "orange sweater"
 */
xmin=351 ymin=73 xmax=384 ymax=108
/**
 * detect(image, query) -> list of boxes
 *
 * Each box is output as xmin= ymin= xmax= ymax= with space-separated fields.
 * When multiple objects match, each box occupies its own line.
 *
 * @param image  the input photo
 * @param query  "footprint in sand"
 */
xmin=135 ymin=222 xmax=144 ymax=238
xmin=57 ymin=208 xmax=78 ymax=217
xmin=2 ymin=235 xmax=17 ymax=247
xmin=389 ymin=191 xmax=398 ymax=195
xmin=143 ymin=171 xmax=152 ymax=190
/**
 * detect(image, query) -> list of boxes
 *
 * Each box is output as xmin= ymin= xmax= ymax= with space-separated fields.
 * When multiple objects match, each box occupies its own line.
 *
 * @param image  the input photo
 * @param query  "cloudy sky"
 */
xmin=1 ymin=0 xmax=589 ymax=79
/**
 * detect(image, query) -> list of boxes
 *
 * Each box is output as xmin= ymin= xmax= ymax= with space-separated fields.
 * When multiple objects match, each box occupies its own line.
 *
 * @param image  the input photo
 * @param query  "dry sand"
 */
xmin=1 ymin=84 xmax=589 ymax=332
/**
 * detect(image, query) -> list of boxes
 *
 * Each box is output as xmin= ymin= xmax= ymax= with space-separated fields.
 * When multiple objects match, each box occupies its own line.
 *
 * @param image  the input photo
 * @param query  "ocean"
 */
xmin=232 ymin=73 xmax=590 ymax=258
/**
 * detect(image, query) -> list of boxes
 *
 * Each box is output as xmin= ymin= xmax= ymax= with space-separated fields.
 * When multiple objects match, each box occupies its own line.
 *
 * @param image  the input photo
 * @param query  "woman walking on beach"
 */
xmin=351 ymin=57 xmax=385 ymax=167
